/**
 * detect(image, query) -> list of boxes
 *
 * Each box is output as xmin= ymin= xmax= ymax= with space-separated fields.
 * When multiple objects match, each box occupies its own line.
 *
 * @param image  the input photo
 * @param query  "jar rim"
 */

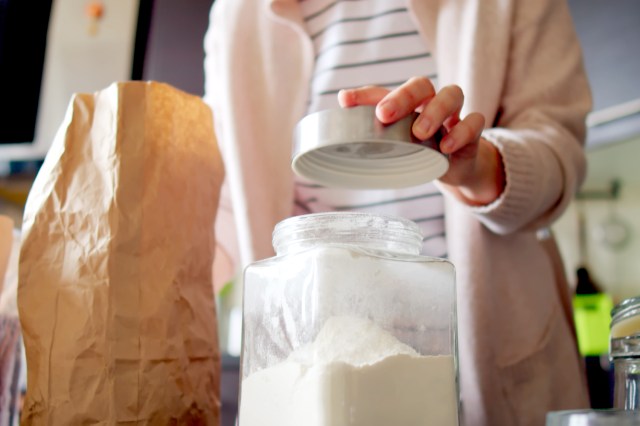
xmin=611 ymin=296 xmax=640 ymax=326
xmin=272 ymin=212 xmax=424 ymax=256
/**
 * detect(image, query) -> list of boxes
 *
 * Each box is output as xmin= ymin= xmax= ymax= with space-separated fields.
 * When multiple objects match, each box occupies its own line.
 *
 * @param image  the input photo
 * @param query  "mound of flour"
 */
xmin=238 ymin=315 xmax=458 ymax=426
xmin=288 ymin=315 xmax=418 ymax=365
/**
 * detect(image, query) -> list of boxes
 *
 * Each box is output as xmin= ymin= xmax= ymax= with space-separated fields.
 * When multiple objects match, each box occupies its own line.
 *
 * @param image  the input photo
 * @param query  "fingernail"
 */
xmin=413 ymin=116 xmax=431 ymax=139
xmin=338 ymin=89 xmax=353 ymax=107
xmin=440 ymin=135 xmax=454 ymax=152
xmin=377 ymin=101 xmax=396 ymax=120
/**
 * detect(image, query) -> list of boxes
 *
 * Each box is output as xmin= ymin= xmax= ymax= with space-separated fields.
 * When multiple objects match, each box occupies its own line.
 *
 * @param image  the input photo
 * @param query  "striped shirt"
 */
xmin=296 ymin=0 xmax=447 ymax=257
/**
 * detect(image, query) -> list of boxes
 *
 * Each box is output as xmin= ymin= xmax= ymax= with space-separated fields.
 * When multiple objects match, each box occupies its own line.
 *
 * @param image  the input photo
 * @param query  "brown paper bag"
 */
xmin=18 ymin=81 xmax=223 ymax=425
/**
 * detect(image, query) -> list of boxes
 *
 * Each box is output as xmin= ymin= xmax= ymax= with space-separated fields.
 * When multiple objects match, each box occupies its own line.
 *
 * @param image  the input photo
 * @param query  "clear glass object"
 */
xmin=611 ymin=297 xmax=640 ymax=339
xmin=546 ymin=409 xmax=640 ymax=425
xmin=237 ymin=212 xmax=459 ymax=426
xmin=610 ymin=297 xmax=640 ymax=411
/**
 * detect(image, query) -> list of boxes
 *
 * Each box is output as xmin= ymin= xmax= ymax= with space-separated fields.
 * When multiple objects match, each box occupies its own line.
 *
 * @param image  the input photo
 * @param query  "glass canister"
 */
xmin=610 ymin=296 xmax=640 ymax=410
xmin=546 ymin=409 xmax=640 ymax=425
xmin=237 ymin=212 xmax=459 ymax=426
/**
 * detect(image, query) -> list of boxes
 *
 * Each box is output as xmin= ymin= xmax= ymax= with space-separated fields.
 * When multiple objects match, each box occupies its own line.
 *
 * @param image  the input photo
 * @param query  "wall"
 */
xmin=567 ymin=0 xmax=640 ymax=149
xmin=553 ymin=136 xmax=640 ymax=303
xmin=143 ymin=0 xmax=214 ymax=96
xmin=555 ymin=0 xmax=640 ymax=303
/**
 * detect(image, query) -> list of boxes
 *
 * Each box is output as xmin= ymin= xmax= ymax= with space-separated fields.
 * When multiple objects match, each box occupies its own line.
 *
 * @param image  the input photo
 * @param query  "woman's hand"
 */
xmin=338 ymin=76 xmax=505 ymax=206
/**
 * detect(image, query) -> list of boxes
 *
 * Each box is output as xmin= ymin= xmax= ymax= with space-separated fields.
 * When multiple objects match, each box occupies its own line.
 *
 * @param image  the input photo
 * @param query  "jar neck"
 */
xmin=611 ymin=334 xmax=640 ymax=359
xmin=272 ymin=212 xmax=423 ymax=256
xmin=611 ymin=297 xmax=640 ymax=327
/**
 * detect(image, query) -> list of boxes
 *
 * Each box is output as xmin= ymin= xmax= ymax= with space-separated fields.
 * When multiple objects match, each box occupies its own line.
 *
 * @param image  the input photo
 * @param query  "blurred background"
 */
xmin=0 ymin=0 xmax=638 ymax=423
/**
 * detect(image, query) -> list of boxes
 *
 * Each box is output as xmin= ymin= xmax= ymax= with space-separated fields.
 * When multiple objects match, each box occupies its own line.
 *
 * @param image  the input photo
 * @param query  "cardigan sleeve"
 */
xmin=464 ymin=0 xmax=592 ymax=235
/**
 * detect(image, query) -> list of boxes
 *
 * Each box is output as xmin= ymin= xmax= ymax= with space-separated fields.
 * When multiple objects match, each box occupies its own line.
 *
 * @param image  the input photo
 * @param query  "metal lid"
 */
xmin=292 ymin=106 xmax=449 ymax=189
xmin=611 ymin=296 xmax=640 ymax=327
xmin=610 ymin=296 xmax=640 ymax=339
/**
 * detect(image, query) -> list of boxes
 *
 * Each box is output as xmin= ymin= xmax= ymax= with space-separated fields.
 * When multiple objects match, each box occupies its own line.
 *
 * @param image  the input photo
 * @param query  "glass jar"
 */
xmin=612 ymin=297 xmax=640 ymax=339
xmin=610 ymin=296 xmax=640 ymax=410
xmin=238 ymin=212 xmax=459 ymax=426
xmin=546 ymin=409 xmax=640 ymax=425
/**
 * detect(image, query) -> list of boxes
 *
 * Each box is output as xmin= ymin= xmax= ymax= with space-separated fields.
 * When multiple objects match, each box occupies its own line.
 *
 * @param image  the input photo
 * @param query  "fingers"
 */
xmin=413 ymin=85 xmax=463 ymax=140
xmin=338 ymin=86 xmax=390 ymax=107
xmin=376 ymin=76 xmax=436 ymax=123
xmin=339 ymin=80 xmax=496 ymax=204
xmin=339 ymin=77 xmax=437 ymax=123
xmin=339 ymin=80 xmax=476 ymax=149
xmin=440 ymin=112 xmax=485 ymax=156
xmin=439 ymin=136 xmax=505 ymax=206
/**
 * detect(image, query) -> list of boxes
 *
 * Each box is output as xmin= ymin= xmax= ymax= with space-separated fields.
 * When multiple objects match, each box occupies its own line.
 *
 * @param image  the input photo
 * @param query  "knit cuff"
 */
xmin=468 ymin=131 xmax=543 ymax=234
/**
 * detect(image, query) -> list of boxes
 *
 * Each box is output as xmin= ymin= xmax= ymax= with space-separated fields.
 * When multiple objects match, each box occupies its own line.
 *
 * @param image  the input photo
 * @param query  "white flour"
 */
xmin=239 ymin=316 xmax=458 ymax=426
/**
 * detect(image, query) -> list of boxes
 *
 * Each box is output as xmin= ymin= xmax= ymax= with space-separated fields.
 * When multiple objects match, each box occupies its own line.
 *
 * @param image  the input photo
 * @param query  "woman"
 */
xmin=203 ymin=0 xmax=592 ymax=424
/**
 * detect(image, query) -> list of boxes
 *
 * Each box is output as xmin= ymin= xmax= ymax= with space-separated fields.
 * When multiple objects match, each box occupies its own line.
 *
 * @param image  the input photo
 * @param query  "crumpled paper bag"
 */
xmin=18 ymin=81 xmax=224 ymax=425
